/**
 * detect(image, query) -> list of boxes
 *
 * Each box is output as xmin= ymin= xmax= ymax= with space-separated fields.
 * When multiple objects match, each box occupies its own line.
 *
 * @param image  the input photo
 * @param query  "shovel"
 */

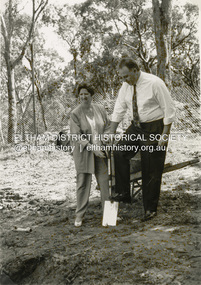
xmin=102 ymin=148 xmax=119 ymax=226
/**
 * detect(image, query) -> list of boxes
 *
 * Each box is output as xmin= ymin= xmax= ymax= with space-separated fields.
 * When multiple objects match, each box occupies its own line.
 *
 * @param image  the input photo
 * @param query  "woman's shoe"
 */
xmin=74 ymin=217 xmax=82 ymax=227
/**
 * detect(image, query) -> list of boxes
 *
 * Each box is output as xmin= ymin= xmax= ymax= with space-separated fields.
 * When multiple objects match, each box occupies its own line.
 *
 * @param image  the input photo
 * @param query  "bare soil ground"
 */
xmin=0 ymin=134 xmax=201 ymax=285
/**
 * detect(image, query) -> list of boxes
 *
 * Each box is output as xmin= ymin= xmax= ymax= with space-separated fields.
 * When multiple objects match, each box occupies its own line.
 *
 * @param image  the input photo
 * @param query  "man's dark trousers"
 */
xmin=113 ymin=119 xmax=166 ymax=213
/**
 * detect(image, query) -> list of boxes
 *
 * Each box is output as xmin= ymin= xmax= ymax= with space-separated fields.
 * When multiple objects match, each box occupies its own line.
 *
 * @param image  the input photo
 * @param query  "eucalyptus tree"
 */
xmin=1 ymin=0 xmax=48 ymax=143
xmin=152 ymin=0 xmax=172 ymax=87
xmin=98 ymin=0 xmax=156 ymax=72
xmin=73 ymin=0 xmax=161 ymax=92
xmin=42 ymin=3 xmax=83 ymax=82
xmin=71 ymin=0 xmax=152 ymax=96
xmin=19 ymin=38 xmax=66 ymax=133
xmin=42 ymin=0 xmax=199 ymax=99
xmin=171 ymin=2 xmax=199 ymax=95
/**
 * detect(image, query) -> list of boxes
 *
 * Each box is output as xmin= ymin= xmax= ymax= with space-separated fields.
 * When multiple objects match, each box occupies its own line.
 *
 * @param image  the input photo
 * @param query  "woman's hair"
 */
xmin=118 ymin=58 xmax=140 ymax=71
xmin=77 ymin=82 xmax=94 ymax=96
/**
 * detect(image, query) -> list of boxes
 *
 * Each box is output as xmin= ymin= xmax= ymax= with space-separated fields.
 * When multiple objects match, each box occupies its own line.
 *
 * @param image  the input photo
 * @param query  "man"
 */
xmin=109 ymin=58 xmax=175 ymax=220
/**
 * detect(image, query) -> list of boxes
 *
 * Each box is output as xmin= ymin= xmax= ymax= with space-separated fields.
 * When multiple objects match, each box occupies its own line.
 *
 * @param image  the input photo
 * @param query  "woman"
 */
xmin=70 ymin=83 xmax=110 ymax=227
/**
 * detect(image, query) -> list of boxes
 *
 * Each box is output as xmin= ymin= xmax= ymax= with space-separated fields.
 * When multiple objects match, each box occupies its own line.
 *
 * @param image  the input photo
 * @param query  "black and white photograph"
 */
xmin=0 ymin=0 xmax=200 ymax=284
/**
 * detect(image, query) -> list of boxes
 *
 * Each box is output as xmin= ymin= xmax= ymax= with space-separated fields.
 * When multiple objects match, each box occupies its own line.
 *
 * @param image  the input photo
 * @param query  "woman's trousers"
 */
xmin=75 ymin=156 xmax=109 ymax=218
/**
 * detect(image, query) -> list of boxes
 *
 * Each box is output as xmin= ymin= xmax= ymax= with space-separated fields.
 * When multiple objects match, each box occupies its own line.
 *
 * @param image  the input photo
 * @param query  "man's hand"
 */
xmin=158 ymin=137 xmax=168 ymax=147
xmin=104 ymin=121 xmax=119 ymax=145
xmin=158 ymin=124 xmax=172 ymax=147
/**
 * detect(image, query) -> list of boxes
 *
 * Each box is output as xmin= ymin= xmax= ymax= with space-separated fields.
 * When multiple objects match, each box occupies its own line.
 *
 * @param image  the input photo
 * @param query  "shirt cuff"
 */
xmin=111 ymin=114 xmax=122 ymax=123
xmin=163 ymin=117 xmax=175 ymax=125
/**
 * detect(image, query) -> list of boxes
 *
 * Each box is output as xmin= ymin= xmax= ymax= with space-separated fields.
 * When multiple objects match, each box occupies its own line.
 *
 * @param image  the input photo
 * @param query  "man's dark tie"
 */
xmin=132 ymin=84 xmax=141 ymax=128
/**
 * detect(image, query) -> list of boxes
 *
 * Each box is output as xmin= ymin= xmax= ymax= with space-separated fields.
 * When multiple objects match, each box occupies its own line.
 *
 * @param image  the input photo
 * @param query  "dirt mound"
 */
xmin=0 ymin=135 xmax=201 ymax=284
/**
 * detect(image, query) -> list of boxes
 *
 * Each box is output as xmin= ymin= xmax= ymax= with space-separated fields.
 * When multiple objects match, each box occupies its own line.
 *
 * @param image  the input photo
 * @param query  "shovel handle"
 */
xmin=107 ymin=149 xmax=113 ymax=196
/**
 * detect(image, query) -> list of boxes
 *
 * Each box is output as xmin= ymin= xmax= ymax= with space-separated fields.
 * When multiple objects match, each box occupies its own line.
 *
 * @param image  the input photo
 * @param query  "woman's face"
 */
xmin=79 ymin=88 xmax=92 ymax=105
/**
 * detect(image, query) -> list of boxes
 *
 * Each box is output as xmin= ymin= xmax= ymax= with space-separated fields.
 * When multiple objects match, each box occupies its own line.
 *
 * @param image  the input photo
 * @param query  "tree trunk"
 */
xmin=73 ymin=52 xmax=77 ymax=80
xmin=35 ymin=83 xmax=47 ymax=131
xmin=0 ymin=118 xmax=5 ymax=144
xmin=16 ymin=90 xmax=26 ymax=141
xmin=152 ymin=0 xmax=172 ymax=88
xmin=7 ymin=66 xmax=17 ymax=143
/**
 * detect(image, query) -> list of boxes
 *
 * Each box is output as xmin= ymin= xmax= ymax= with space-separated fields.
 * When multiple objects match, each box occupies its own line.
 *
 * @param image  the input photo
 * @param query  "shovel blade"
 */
xmin=102 ymin=200 xmax=119 ymax=226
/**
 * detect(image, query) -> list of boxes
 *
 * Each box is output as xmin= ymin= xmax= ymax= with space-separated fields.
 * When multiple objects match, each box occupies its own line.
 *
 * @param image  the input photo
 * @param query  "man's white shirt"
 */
xmin=111 ymin=71 xmax=176 ymax=125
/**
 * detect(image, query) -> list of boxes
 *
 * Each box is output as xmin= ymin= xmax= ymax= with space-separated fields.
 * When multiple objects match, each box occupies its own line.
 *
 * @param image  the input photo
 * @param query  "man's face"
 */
xmin=118 ymin=66 xmax=140 ymax=85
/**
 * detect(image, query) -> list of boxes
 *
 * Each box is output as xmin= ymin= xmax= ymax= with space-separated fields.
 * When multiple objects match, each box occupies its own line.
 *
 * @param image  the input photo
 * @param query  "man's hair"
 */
xmin=118 ymin=58 xmax=140 ymax=71
xmin=77 ymin=82 xmax=94 ymax=96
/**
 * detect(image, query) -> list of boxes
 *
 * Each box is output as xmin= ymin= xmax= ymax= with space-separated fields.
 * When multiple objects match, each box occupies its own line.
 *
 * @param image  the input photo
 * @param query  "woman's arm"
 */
xmin=70 ymin=112 xmax=89 ymax=151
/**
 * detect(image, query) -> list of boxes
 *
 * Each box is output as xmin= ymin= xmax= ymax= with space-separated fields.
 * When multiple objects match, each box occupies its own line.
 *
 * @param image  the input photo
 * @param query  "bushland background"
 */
xmin=0 ymin=0 xmax=200 ymax=143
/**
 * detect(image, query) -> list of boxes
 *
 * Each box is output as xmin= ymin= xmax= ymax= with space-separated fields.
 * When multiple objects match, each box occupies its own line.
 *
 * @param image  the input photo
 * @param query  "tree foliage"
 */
xmin=0 ymin=0 xmax=200 ymax=142
xmin=171 ymin=3 xmax=199 ymax=93
xmin=50 ymin=0 xmax=199 ymax=94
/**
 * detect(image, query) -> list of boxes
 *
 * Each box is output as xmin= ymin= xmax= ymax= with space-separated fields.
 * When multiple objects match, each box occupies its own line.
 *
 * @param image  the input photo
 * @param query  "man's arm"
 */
xmin=106 ymin=121 xmax=119 ymax=144
xmin=153 ymin=80 xmax=176 ymax=126
xmin=153 ymin=79 xmax=175 ymax=147
xmin=110 ymin=83 xmax=127 ymax=124
xmin=110 ymin=121 xmax=119 ymax=134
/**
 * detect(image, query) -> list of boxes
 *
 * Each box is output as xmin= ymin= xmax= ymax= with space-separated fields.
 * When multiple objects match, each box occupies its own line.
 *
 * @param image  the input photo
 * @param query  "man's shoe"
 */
xmin=110 ymin=193 xmax=131 ymax=204
xmin=74 ymin=217 xmax=82 ymax=227
xmin=143 ymin=211 xmax=157 ymax=221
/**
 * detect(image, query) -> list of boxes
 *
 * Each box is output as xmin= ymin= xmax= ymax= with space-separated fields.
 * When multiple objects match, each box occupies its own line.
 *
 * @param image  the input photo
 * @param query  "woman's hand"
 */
xmin=102 ymin=134 xmax=115 ymax=146
xmin=87 ymin=143 xmax=106 ymax=158
xmin=93 ymin=149 xmax=106 ymax=158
